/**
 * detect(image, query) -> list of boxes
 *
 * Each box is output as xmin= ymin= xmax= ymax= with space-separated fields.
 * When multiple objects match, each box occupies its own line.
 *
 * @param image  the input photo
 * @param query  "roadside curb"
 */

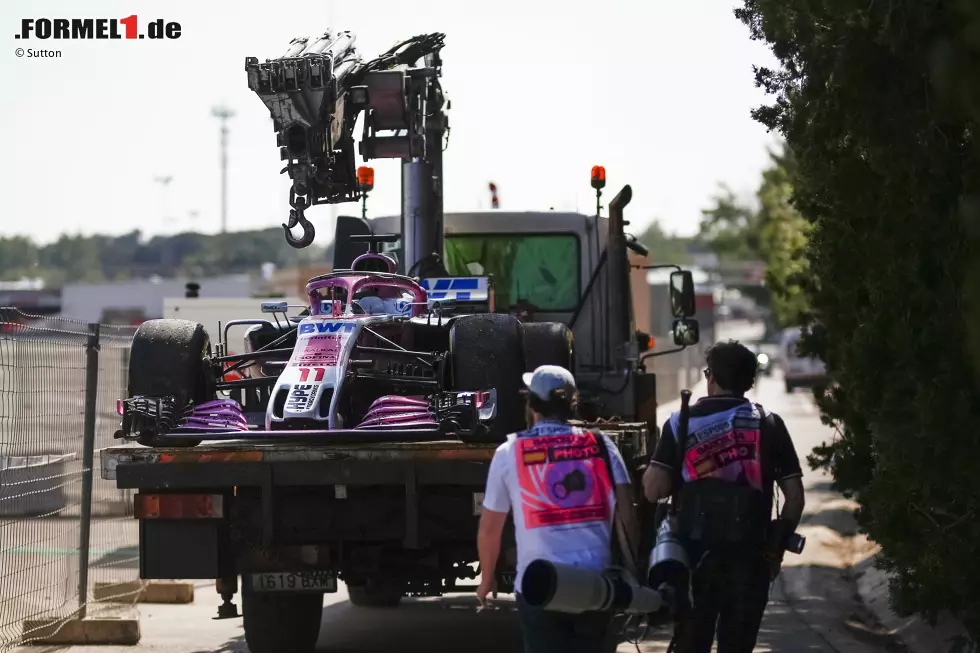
xmin=94 ymin=580 xmax=195 ymax=604
xmin=785 ymin=495 xmax=974 ymax=653
xmin=855 ymin=560 xmax=973 ymax=653
xmin=21 ymin=613 xmax=140 ymax=646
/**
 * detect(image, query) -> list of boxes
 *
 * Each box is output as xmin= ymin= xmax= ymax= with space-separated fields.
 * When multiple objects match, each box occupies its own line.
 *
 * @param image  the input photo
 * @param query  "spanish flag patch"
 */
xmin=522 ymin=450 xmax=548 ymax=465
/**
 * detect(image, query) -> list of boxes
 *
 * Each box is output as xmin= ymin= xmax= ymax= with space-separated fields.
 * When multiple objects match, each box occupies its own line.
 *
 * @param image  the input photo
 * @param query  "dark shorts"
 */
xmin=514 ymin=593 xmax=618 ymax=653
xmin=681 ymin=544 xmax=771 ymax=653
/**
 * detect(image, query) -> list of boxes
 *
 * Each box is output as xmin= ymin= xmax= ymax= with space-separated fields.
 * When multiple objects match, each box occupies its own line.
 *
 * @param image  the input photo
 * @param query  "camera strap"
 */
xmin=592 ymin=430 xmax=639 ymax=579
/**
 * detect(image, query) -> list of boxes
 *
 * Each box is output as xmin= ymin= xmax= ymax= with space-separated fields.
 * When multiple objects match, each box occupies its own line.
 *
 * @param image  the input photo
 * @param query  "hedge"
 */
xmin=736 ymin=0 xmax=980 ymax=639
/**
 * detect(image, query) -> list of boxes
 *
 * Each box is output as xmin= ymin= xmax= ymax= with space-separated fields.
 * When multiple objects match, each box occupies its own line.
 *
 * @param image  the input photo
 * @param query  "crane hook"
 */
xmin=282 ymin=209 xmax=315 ymax=249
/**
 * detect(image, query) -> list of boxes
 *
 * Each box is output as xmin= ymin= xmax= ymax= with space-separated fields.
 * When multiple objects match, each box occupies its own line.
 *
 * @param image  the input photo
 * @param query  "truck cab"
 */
xmin=335 ymin=210 xmax=647 ymax=421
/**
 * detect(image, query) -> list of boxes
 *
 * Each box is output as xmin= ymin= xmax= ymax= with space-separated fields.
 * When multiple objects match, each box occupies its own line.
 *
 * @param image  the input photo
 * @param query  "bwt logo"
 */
xmin=299 ymin=321 xmax=356 ymax=335
xmin=16 ymin=16 xmax=182 ymax=40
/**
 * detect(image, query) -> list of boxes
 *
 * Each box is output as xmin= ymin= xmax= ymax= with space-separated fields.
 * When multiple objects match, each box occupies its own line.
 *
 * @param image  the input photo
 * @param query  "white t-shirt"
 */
xmin=481 ymin=420 xmax=630 ymax=595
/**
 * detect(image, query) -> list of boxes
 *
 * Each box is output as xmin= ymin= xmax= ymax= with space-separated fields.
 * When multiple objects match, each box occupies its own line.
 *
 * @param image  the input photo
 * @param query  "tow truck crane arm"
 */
xmin=245 ymin=31 xmax=448 ymax=252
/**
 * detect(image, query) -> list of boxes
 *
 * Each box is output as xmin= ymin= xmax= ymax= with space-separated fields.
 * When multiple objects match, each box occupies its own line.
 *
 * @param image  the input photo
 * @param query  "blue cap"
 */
xmin=522 ymin=365 xmax=577 ymax=401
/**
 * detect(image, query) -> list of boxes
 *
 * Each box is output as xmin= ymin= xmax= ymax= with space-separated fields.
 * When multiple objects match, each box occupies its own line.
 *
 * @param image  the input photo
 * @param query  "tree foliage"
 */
xmin=756 ymin=146 xmax=812 ymax=327
xmin=696 ymin=145 xmax=811 ymax=327
xmin=736 ymin=0 xmax=980 ymax=637
xmin=636 ymin=219 xmax=695 ymax=266
xmin=697 ymin=186 xmax=762 ymax=261
xmin=0 ymin=229 xmax=328 ymax=286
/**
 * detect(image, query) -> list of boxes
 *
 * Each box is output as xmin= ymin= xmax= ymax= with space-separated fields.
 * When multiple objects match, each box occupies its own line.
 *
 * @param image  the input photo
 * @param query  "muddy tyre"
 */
xmin=128 ymin=319 xmax=214 ymax=447
xmin=241 ymin=583 xmax=323 ymax=653
xmin=450 ymin=314 xmax=526 ymax=441
xmin=522 ymin=321 xmax=575 ymax=372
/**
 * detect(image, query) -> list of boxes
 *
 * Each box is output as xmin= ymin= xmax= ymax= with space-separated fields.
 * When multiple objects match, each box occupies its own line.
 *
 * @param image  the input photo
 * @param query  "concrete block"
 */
xmin=94 ymin=580 xmax=194 ymax=604
xmin=0 ymin=453 xmax=75 ymax=517
xmin=21 ymin=616 xmax=140 ymax=645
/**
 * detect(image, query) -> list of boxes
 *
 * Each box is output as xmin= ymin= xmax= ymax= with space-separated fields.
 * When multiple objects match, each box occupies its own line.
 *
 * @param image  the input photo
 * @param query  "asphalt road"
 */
xmin=13 ymin=361 xmax=897 ymax=653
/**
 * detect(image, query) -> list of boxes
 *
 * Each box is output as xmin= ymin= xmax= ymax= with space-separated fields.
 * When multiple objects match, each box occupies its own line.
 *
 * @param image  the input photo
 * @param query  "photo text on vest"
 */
xmin=670 ymin=403 xmax=764 ymax=490
xmin=515 ymin=431 xmax=613 ymax=529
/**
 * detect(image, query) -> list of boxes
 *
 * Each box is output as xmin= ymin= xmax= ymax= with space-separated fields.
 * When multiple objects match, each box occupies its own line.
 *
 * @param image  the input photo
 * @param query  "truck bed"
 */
xmin=101 ymin=439 xmax=497 ymax=481
xmin=101 ymin=420 xmax=650 ymax=485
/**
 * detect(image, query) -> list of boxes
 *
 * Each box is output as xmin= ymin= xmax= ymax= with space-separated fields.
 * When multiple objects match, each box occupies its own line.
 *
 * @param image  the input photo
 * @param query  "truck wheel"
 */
xmin=128 ymin=319 xmax=215 ymax=447
xmin=450 ymin=314 xmax=526 ymax=441
xmin=522 ymin=322 xmax=574 ymax=372
xmin=347 ymin=583 xmax=404 ymax=608
xmin=241 ymin=585 xmax=323 ymax=653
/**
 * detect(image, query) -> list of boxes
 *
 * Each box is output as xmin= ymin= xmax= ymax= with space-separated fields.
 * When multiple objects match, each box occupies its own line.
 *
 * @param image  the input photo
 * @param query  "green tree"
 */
xmin=737 ymin=0 xmax=980 ymax=638
xmin=0 ymin=236 xmax=39 ymax=279
xmin=636 ymin=219 xmax=694 ymax=266
xmin=757 ymin=146 xmax=812 ymax=327
xmin=697 ymin=186 xmax=761 ymax=261
xmin=38 ymin=235 xmax=105 ymax=284
xmin=0 ymin=228 xmax=329 ymax=287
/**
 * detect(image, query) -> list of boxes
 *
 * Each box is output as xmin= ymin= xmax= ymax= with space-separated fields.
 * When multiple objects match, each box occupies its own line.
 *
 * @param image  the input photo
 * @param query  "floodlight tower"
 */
xmin=211 ymin=105 xmax=235 ymax=233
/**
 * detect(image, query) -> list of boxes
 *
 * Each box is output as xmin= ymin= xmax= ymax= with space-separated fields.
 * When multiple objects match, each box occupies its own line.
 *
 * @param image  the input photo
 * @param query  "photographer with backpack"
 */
xmin=642 ymin=340 xmax=806 ymax=653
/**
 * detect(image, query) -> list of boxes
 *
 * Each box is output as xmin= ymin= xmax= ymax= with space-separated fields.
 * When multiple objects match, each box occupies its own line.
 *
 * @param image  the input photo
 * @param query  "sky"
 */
xmin=0 ymin=0 xmax=781 ymax=246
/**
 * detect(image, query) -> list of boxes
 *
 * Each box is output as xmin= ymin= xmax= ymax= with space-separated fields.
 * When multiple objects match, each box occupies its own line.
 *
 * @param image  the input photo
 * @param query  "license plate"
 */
xmin=250 ymin=571 xmax=337 ymax=593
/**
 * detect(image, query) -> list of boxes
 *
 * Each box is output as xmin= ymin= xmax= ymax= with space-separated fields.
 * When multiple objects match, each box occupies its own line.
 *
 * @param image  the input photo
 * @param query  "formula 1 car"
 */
xmin=115 ymin=235 xmax=572 ymax=448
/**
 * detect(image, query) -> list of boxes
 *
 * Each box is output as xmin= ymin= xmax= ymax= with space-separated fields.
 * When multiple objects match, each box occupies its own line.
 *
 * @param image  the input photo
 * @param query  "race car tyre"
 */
xmin=784 ymin=380 xmax=795 ymax=393
xmin=241 ymin=584 xmax=323 ymax=653
xmin=450 ymin=314 xmax=526 ymax=442
xmin=347 ymin=582 xmax=404 ymax=608
xmin=522 ymin=322 xmax=575 ymax=372
xmin=128 ymin=319 xmax=215 ymax=447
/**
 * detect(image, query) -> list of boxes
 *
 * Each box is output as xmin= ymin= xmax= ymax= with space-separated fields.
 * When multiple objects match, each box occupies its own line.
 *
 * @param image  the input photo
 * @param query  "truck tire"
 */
xmin=522 ymin=322 xmax=574 ymax=372
xmin=347 ymin=583 xmax=403 ymax=608
xmin=241 ymin=584 xmax=323 ymax=653
xmin=450 ymin=314 xmax=526 ymax=441
xmin=128 ymin=319 xmax=215 ymax=447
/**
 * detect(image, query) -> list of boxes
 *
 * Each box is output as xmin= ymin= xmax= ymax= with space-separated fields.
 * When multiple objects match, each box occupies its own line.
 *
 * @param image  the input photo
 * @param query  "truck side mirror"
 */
xmin=672 ymin=318 xmax=700 ymax=347
xmin=669 ymin=270 xmax=696 ymax=318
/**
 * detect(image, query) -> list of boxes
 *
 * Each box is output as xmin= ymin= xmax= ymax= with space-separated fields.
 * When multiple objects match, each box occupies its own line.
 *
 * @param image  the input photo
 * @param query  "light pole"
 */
xmin=212 ymin=105 xmax=235 ymax=233
xmin=153 ymin=175 xmax=174 ymax=229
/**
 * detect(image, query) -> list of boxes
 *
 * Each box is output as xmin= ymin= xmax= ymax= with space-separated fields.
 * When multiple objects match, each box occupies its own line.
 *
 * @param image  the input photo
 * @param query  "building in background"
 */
xmin=60 ymin=275 xmax=252 ymax=324
xmin=0 ymin=279 xmax=61 ymax=316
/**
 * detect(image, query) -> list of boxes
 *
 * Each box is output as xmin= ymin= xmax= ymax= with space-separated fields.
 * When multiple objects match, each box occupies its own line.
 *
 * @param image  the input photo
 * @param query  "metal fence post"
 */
xmin=77 ymin=323 xmax=101 ymax=619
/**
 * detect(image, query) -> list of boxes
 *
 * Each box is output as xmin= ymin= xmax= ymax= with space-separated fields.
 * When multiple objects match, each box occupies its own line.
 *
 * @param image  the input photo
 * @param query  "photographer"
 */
xmin=642 ymin=340 xmax=805 ymax=653
xmin=476 ymin=365 xmax=639 ymax=653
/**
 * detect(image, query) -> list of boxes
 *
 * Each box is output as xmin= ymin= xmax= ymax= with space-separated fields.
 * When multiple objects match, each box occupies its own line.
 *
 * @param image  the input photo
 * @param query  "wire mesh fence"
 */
xmin=0 ymin=309 xmax=140 ymax=650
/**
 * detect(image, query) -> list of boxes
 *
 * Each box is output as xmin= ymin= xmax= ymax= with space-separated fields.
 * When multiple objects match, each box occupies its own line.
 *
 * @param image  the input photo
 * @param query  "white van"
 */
xmin=780 ymin=327 xmax=828 ymax=392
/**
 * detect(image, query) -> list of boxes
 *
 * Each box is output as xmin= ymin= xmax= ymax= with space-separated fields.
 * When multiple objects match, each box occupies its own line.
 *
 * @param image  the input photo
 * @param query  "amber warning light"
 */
xmin=591 ymin=165 xmax=606 ymax=190
xmin=357 ymin=166 xmax=375 ymax=192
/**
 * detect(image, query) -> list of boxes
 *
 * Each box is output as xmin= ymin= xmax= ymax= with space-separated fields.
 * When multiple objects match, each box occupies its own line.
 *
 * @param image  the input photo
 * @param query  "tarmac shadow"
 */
xmin=317 ymin=594 xmax=523 ymax=653
xmin=193 ymin=594 xmax=524 ymax=653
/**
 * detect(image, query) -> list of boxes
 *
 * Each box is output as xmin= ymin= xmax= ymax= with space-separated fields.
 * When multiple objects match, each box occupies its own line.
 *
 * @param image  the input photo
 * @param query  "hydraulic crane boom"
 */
xmin=245 ymin=31 xmax=448 ymax=274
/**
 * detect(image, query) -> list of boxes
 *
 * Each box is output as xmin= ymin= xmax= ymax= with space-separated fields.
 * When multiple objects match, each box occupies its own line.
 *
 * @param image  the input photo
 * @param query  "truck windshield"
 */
xmin=444 ymin=233 xmax=581 ymax=311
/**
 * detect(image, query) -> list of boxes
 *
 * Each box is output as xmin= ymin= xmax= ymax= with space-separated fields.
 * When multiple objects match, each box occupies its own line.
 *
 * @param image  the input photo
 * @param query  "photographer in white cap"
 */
xmin=476 ymin=364 xmax=640 ymax=653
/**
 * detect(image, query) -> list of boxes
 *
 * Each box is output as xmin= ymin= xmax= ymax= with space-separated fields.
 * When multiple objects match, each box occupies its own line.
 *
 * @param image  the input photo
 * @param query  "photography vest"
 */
xmin=511 ymin=426 xmax=617 ymax=566
xmin=667 ymin=401 xmax=770 ymax=547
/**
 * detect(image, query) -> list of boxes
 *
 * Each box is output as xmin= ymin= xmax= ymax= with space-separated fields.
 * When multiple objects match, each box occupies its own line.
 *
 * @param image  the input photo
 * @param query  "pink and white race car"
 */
xmin=114 ymin=236 xmax=568 ymax=448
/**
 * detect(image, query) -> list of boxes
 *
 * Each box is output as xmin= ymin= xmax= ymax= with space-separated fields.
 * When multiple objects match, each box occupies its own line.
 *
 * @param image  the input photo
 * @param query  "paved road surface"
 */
xmin=17 ymin=363 xmax=895 ymax=653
